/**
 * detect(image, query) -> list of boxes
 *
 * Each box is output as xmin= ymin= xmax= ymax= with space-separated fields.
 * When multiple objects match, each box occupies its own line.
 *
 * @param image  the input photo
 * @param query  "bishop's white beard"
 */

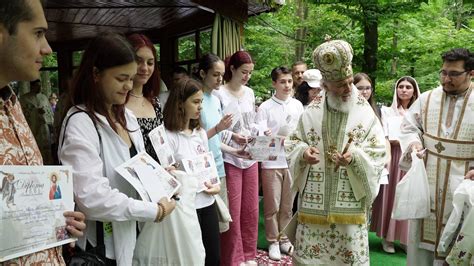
xmin=326 ymin=85 xmax=358 ymax=113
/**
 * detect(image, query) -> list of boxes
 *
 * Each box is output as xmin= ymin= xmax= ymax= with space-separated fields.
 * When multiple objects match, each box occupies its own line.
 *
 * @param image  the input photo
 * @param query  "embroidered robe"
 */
xmin=285 ymin=89 xmax=386 ymax=265
xmin=399 ymin=84 xmax=474 ymax=265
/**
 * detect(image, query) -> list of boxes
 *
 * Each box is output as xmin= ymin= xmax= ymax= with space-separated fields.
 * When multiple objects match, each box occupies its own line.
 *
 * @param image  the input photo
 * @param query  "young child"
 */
xmin=256 ymin=66 xmax=304 ymax=261
xmin=164 ymin=78 xmax=221 ymax=265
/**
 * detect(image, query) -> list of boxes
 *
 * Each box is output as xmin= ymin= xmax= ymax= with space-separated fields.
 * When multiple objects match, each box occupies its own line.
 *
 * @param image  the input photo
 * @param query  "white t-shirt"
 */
xmin=166 ymin=127 xmax=215 ymax=209
xmin=256 ymin=95 xmax=304 ymax=169
xmin=213 ymin=85 xmax=257 ymax=169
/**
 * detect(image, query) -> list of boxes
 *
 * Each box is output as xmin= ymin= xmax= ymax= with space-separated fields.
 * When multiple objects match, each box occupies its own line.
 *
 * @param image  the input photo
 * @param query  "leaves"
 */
xmin=244 ymin=0 xmax=473 ymax=103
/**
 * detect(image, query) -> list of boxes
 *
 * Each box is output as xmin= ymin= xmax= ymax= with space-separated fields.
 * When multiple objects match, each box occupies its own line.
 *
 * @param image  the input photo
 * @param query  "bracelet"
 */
xmin=215 ymin=125 xmax=219 ymax=134
xmin=157 ymin=202 xmax=167 ymax=222
xmin=155 ymin=203 xmax=162 ymax=222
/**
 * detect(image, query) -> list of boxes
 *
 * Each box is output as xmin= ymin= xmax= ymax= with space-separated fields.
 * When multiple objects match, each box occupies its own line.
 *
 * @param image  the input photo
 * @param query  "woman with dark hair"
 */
xmin=370 ymin=76 xmax=420 ymax=253
xmin=125 ymin=33 xmax=163 ymax=162
xmin=354 ymin=72 xmax=381 ymax=119
xmin=58 ymin=33 xmax=175 ymax=265
xmin=198 ymin=53 xmax=249 ymax=236
xmin=213 ymin=51 xmax=259 ymax=266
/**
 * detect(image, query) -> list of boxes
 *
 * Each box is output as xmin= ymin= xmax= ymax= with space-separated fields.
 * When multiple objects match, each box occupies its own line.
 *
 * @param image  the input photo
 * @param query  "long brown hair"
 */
xmin=163 ymin=78 xmax=202 ymax=131
xmin=126 ymin=33 xmax=161 ymax=104
xmin=395 ymin=76 xmax=419 ymax=109
xmin=64 ymin=32 xmax=137 ymax=132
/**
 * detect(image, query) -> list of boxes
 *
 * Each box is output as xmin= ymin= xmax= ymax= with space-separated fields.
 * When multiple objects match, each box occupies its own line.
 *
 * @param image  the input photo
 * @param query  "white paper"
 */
xmin=256 ymin=119 xmax=268 ymax=135
xmin=247 ymin=136 xmax=283 ymax=162
xmin=379 ymin=168 xmax=389 ymax=185
xmin=387 ymin=116 xmax=403 ymax=141
xmin=134 ymin=165 xmax=181 ymax=201
xmin=182 ymin=152 xmax=220 ymax=192
xmin=115 ymin=152 xmax=181 ymax=201
xmin=0 ymin=165 xmax=75 ymax=262
xmin=148 ymin=125 xmax=176 ymax=167
xmin=222 ymin=101 xmax=242 ymax=129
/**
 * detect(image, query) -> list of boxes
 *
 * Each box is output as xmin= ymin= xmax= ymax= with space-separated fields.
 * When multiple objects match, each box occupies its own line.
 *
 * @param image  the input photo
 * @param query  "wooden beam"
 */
xmin=191 ymin=0 xmax=248 ymax=22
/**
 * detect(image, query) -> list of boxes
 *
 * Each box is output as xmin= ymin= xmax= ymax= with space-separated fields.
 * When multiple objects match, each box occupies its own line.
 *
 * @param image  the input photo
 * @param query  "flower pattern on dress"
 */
xmin=306 ymin=128 xmax=321 ymax=146
xmin=136 ymin=97 xmax=163 ymax=162
xmin=348 ymin=124 xmax=367 ymax=147
xmin=295 ymin=223 xmax=369 ymax=265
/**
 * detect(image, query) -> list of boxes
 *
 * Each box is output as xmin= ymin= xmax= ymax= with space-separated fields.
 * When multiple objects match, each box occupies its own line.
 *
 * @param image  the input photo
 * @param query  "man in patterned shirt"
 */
xmin=0 ymin=0 xmax=86 ymax=264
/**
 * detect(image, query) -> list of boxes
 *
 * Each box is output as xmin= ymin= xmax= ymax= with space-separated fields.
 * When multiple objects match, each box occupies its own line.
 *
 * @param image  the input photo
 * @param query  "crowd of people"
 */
xmin=1 ymin=0 xmax=473 ymax=266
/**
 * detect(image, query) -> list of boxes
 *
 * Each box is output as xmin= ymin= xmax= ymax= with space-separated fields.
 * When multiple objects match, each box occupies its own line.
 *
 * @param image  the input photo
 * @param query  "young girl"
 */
xmin=125 ymin=34 xmax=163 ymax=162
xmin=163 ymin=78 xmax=221 ymax=265
xmin=198 ymin=53 xmax=251 ymax=234
xmin=58 ymin=33 xmax=175 ymax=265
xmin=213 ymin=51 xmax=259 ymax=265
xmin=371 ymin=76 xmax=420 ymax=253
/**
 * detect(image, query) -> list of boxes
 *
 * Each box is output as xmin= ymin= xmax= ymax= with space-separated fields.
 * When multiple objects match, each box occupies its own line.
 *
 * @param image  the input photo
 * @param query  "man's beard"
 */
xmin=326 ymin=85 xmax=357 ymax=113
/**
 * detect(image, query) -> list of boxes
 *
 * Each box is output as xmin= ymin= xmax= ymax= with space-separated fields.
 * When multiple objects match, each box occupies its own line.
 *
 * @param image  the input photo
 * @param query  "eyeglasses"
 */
xmin=439 ymin=70 xmax=468 ymax=78
xmin=356 ymin=86 xmax=372 ymax=91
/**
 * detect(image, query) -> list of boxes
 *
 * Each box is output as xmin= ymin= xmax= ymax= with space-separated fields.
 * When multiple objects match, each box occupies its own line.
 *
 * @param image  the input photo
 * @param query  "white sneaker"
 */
xmin=244 ymin=260 xmax=258 ymax=265
xmin=268 ymin=242 xmax=281 ymax=261
xmin=280 ymin=241 xmax=294 ymax=255
xmin=382 ymin=239 xmax=395 ymax=253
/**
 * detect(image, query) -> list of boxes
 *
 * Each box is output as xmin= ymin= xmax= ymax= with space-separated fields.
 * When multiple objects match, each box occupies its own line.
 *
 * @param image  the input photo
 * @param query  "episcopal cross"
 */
xmin=435 ymin=141 xmax=445 ymax=153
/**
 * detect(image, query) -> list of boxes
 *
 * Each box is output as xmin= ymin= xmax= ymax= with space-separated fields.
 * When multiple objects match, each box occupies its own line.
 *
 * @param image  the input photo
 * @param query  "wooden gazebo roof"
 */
xmin=45 ymin=0 xmax=272 ymax=49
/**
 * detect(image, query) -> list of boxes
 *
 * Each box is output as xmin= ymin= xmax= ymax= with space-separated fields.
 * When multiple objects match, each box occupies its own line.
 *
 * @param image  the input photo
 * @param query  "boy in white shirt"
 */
xmin=256 ymin=66 xmax=304 ymax=260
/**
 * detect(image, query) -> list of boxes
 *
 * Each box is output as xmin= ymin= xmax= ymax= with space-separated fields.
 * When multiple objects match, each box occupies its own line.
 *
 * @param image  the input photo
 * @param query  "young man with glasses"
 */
xmin=399 ymin=48 xmax=473 ymax=265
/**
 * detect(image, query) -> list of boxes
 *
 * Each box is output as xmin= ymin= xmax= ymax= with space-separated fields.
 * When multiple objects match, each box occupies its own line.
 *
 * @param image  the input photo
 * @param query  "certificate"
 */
xmin=0 ymin=165 xmax=75 ymax=262
xmin=247 ymin=136 xmax=283 ymax=162
xmin=222 ymin=101 xmax=242 ymax=129
xmin=148 ymin=125 xmax=176 ymax=167
xmin=387 ymin=116 xmax=403 ymax=141
xmin=182 ymin=152 xmax=220 ymax=192
xmin=115 ymin=152 xmax=181 ymax=201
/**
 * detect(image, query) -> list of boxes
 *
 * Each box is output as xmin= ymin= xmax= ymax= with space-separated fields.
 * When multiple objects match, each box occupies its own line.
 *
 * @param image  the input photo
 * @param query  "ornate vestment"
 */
xmin=399 ymin=84 xmax=474 ymax=265
xmin=285 ymin=89 xmax=386 ymax=265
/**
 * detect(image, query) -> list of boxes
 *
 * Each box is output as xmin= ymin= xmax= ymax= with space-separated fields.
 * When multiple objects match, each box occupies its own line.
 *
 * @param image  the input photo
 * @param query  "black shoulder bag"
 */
xmin=60 ymin=110 xmax=106 ymax=266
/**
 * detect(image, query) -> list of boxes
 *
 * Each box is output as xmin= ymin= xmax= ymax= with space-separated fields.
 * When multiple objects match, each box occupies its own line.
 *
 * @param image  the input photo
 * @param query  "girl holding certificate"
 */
xmin=370 ymin=76 xmax=420 ymax=253
xmin=125 ymin=34 xmax=164 ymax=162
xmin=213 ymin=51 xmax=259 ymax=266
xmin=162 ymin=78 xmax=221 ymax=265
xmin=58 ymin=33 xmax=176 ymax=265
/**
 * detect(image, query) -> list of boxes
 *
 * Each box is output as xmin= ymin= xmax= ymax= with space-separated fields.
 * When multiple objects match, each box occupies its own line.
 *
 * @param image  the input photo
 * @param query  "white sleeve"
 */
xmin=59 ymin=113 xmax=157 ymax=222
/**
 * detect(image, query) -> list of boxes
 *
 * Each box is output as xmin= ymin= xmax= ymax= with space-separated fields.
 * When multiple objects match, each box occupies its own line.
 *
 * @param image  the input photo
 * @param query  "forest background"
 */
xmin=244 ymin=0 xmax=473 ymax=105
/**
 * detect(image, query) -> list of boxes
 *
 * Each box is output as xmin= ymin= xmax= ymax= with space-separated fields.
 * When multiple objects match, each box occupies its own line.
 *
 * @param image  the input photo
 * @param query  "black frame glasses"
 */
xmin=439 ymin=70 xmax=468 ymax=78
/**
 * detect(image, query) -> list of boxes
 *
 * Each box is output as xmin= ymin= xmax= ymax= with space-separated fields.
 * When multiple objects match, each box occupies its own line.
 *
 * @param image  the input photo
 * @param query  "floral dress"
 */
xmin=136 ymin=97 xmax=163 ymax=162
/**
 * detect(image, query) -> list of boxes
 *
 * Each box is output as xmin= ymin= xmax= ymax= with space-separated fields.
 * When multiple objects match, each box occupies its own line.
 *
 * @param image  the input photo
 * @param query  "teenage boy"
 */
xmin=256 ymin=66 xmax=304 ymax=260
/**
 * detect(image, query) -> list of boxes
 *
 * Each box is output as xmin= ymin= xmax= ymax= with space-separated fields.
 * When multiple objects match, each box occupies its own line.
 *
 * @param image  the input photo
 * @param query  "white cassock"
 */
xmin=399 ymin=84 xmax=474 ymax=265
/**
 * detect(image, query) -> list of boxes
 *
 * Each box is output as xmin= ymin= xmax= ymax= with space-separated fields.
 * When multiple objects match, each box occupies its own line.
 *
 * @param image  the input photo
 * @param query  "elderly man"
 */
xmin=285 ymin=40 xmax=386 ymax=265
xmin=0 ymin=0 xmax=85 ymax=264
xmin=399 ymin=48 xmax=474 ymax=265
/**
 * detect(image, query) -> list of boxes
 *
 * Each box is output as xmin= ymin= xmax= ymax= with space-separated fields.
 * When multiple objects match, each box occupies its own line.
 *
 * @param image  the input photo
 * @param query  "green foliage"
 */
xmin=244 ymin=0 xmax=473 ymax=104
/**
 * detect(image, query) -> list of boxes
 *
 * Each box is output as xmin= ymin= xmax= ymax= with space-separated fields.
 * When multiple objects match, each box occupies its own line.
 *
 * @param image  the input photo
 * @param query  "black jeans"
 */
xmin=196 ymin=202 xmax=220 ymax=266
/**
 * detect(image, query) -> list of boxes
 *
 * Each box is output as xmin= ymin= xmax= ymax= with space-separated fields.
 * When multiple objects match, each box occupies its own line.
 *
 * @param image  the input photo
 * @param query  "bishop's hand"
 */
xmin=303 ymin=146 xmax=320 ymax=165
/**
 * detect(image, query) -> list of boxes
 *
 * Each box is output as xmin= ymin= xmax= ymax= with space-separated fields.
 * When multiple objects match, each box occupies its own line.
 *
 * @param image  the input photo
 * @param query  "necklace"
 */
xmin=129 ymin=92 xmax=144 ymax=98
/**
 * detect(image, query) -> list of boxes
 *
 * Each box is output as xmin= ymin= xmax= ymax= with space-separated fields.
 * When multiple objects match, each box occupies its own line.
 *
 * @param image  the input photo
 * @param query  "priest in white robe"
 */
xmin=285 ymin=40 xmax=387 ymax=265
xmin=398 ymin=48 xmax=474 ymax=265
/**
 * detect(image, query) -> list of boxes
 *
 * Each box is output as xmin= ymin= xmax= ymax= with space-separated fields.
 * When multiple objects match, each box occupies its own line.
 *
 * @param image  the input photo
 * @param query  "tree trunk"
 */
xmin=295 ymin=0 xmax=308 ymax=61
xmin=391 ymin=19 xmax=399 ymax=76
xmin=455 ymin=0 xmax=463 ymax=30
xmin=361 ymin=1 xmax=378 ymax=86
